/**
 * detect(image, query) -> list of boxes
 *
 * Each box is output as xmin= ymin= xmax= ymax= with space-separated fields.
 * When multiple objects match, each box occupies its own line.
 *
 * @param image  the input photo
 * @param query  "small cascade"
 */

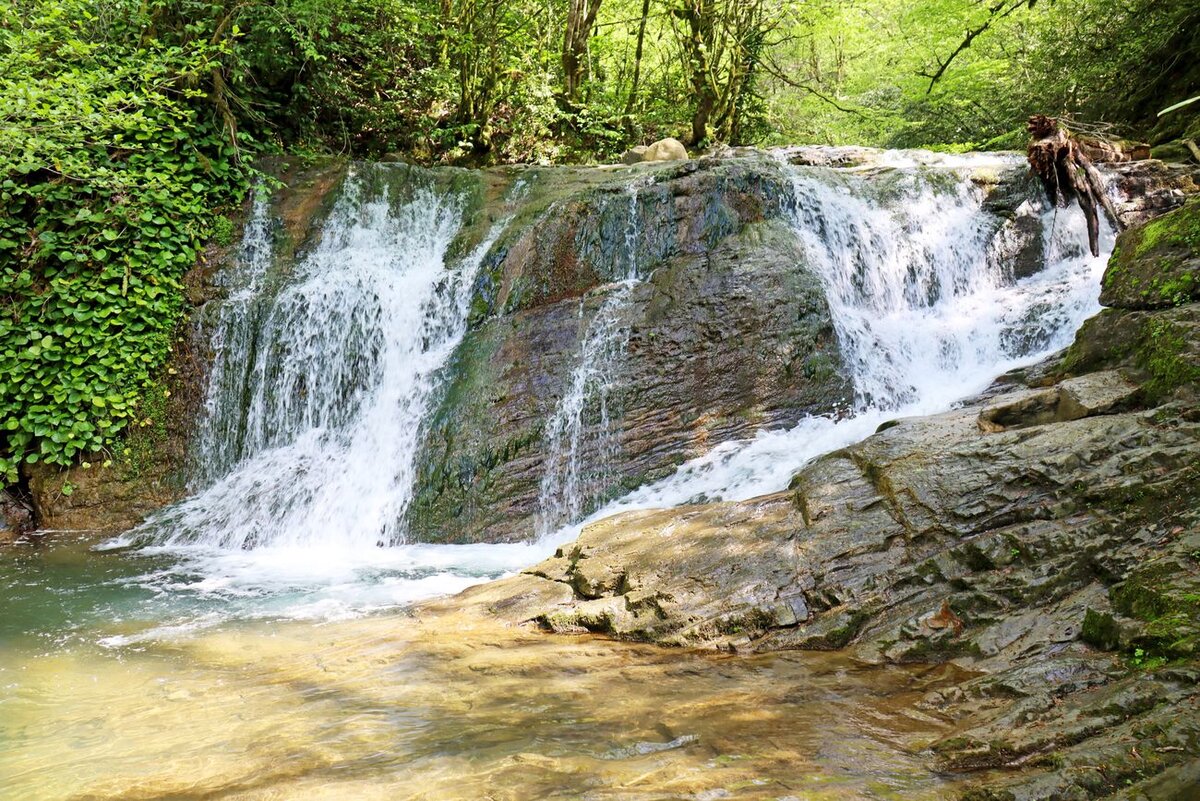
xmin=129 ymin=165 xmax=502 ymax=550
xmin=535 ymin=182 xmax=646 ymax=536
xmin=781 ymin=154 xmax=1107 ymax=412
xmin=561 ymin=150 xmax=1112 ymax=527
xmin=191 ymin=191 xmax=274 ymax=484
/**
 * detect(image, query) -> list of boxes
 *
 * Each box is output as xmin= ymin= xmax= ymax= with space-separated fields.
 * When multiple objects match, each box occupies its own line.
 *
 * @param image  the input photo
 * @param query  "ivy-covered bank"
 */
xmin=0 ymin=3 xmax=255 ymax=484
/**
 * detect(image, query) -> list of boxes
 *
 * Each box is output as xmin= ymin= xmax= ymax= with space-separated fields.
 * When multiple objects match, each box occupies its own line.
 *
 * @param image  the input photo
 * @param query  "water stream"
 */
xmin=537 ymin=181 xmax=648 ymax=536
xmin=0 ymin=149 xmax=1115 ymax=799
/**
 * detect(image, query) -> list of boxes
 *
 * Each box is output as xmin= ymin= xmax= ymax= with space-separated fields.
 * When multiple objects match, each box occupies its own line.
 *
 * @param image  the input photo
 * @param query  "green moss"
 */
xmin=1082 ymin=608 xmax=1122 ymax=651
xmin=1102 ymin=200 xmax=1200 ymax=310
xmin=817 ymin=608 xmax=870 ymax=649
xmin=1133 ymin=199 xmax=1200 ymax=258
xmin=1138 ymin=317 xmax=1200 ymax=397
xmin=714 ymin=607 xmax=775 ymax=636
xmin=118 ymin=381 xmax=171 ymax=479
xmin=1111 ymin=562 xmax=1200 ymax=660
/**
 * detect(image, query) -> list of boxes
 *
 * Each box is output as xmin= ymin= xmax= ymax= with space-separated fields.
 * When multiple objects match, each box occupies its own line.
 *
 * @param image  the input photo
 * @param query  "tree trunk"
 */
xmin=562 ymin=0 xmax=602 ymax=103
xmin=1026 ymin=115 xmax=1124 ymax=257
xmin=681 ymin=0 xmax=717 ymax=145
xmin=623 ymin=0 xmax=652 ymax=121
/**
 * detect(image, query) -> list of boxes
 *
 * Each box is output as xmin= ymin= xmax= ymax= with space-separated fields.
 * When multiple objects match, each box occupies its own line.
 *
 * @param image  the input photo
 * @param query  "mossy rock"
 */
xmin=1060 ymin=305 xmax=1200 ymax=400
xmin=1101 ymin=198 xmax=1200 ymax=310
xmin=1111 ymin=559 xmax=1200 ymax=659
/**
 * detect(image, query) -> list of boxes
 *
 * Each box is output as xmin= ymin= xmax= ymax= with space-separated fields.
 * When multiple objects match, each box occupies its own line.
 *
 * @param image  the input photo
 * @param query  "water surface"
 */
xmin=0 ymin=541 xmax=972 ymax=800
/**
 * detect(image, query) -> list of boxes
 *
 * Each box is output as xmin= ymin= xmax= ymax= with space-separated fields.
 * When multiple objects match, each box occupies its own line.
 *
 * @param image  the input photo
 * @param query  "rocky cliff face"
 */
xmin=407 ymin=152 xmax=1198 ymax=545
xmin=408 ymin=155 xmax=852 ymax=543
xmin=436 ymin=199 xmax=1200 ymax=799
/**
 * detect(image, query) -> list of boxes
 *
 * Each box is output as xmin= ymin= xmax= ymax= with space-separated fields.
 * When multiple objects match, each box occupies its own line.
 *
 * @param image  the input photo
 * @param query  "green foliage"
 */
xmin=2 ymin=0 xmax=1196 ymax=487
xmin=1139 ymin=318 xmax=1200 ymax=398
xmin=760 ymin=0 xmax=1200 ymax=149
xmin=0 ymin=0 xmax=255 ymax=483
xmin=1128 ymin=646 xmax=1167 ymax=670
xmin=120 ymin=381 xmax=173 ymax=478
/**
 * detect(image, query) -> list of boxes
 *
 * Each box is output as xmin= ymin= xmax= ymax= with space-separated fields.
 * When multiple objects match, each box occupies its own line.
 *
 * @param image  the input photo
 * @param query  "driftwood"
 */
xmin=1026 ymin=115 xmax=1123 ymax=257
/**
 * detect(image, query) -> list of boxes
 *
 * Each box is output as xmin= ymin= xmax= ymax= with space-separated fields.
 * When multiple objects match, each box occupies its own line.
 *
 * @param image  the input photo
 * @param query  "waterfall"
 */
xmin=535 ymin=181 xmax=647 ymax=536
xmin=781 ymin=154 xmax=1104 ymax=412
xmin=99 ymin=150 xmax=1113 ymax=630
xmin=128 ymin=165 xmax=496 ymax=550
xmin=560 ymin=150 xmax=1112 ymax=527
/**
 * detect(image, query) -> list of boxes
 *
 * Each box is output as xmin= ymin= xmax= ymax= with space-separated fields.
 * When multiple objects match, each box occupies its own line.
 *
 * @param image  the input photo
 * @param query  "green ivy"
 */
xmin=0 ymin=1 xmax=256 ymax=483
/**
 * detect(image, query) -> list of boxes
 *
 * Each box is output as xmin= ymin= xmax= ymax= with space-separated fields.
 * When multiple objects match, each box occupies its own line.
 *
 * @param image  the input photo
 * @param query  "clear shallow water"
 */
xmin=0 ymin=566 xmax=975 ymax=800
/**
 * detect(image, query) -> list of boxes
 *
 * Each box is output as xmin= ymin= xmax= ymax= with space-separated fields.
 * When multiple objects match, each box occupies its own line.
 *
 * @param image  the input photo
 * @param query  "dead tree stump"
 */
xmin=1026 ymin=115 xmax=1123 ymax=257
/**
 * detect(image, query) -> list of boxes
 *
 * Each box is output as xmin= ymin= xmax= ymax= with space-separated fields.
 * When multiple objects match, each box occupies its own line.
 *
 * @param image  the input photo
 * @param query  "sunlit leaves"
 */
xmin=0 ymin=0 xmax=253 ymax=483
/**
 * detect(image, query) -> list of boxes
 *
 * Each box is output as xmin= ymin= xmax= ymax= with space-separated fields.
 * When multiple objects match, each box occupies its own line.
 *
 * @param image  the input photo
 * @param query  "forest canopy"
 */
xmin=1 ymin=0 xmax=1198 ymax=481
xmin=4 ymin=0 xmax=1196 ymax=162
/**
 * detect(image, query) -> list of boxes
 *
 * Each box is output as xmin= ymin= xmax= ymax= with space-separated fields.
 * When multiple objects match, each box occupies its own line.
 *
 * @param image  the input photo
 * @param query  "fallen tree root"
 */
xmin=1026 ymin=115 xmax=1124 ymax=256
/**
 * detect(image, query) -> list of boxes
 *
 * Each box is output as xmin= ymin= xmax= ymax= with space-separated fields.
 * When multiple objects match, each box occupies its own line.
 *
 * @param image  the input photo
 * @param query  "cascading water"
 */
xmin=190 ymin=191 xmax=274 ymax=483
xmin=137 ymin=167 xmax=471 ymax=549
xmin=560 ymin=150 xmax=1112 ymax=527
xmin=783 ymin=153 xmax=1104 ymax=411
xmin=535 ymin=181 xmax=648 ymax=536
xmin=99 ymin=149 xmax=1111 ymax=632
xmin=102 ymin=166 xmax=545 ymax=629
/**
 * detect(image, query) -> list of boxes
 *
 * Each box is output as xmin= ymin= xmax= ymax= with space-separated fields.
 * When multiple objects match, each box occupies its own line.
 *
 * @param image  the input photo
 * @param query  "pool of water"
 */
xmin=0 ymin=538 xmax=972 ymax=800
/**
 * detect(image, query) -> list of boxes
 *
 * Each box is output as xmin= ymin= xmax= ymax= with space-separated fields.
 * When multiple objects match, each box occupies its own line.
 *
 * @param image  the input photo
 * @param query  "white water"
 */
xmin=100 ymin=151 xmax=1112 ymax=634
xmin=536 ymin=182 xmax=647 ymax=535
xmin=543 ymin=150 xmax=1112 ymax=540
xmin=104 ymin=166 xmax=532 ymax=623
xmin=133 ymin=168 xmax=474 ymax=550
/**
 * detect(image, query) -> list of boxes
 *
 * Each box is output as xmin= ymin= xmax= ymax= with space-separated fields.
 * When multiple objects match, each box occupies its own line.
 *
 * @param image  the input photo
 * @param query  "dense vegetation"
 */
xmin=2 ymin=0 xmax=1198 ymax=483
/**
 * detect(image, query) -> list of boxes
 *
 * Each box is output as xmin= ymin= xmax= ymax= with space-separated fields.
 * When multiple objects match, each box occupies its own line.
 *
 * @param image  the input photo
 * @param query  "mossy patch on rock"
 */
xmin=1101 ymin=198 xmax=1200 ymax=310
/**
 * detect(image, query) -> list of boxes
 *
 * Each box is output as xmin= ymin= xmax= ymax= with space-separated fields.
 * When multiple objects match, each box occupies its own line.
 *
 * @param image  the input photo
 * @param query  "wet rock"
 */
xmin=1056 ymin=370 xmax=1143 ymax=416
xmin=976 ymin=370 xmax=1140 ymax=432
xmin=785 ymin=145 xmax=876 ymax=168
xmin=24 ymin=462 xmax=183 ymax=535
xmin=407 ymin=155 xmax=852 ymax=543
xmin=0 ymin=489 xmax=33 ymax=543
xmin=1108 ymin=159 xmax=1200 ymax=229
xmin=1076 ymin=135 xmax=1151 ymax=164
xmin=976 ymin=387 xmax=1064 ymax=432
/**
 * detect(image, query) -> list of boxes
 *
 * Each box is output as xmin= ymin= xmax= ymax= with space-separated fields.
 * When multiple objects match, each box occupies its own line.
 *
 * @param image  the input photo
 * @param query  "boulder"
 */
xmin=1100 ymin=198 xmax=1200 ymax=310
xmin=620 ymin=145 xmax=648 ymax=165
xmin=642 ymin=137 xmax=688 ymax=162
xmin=976 ymin=370 xmax=1140 ymax=432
